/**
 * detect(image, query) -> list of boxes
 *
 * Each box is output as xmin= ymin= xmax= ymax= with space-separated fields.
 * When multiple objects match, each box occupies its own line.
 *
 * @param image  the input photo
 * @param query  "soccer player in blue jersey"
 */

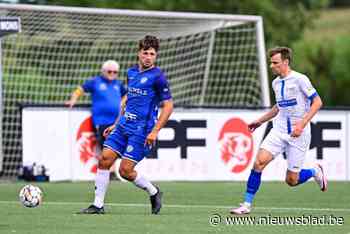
xmin=231 ymin=47 xmax=327 ymax=215
xmin=66 ymin=60 xmax=127 ymax=149
xmin=79 ymin=35 xmax=173 ymax=215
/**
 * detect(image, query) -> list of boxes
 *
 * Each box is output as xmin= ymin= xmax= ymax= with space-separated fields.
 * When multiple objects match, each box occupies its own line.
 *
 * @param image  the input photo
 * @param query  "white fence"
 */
xmin=22 ymin=107 xmax=349 ymax=181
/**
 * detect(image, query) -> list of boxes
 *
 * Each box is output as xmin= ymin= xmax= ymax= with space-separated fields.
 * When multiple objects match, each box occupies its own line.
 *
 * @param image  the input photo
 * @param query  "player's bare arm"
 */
xmin=103 ymin=95 xmax=128 ymax=137
xmin=291 ymin=95 xmax=323 ymax=137
xmin=248 ymin=105 xmax=279 ymax=132
xmin=145 ymin=99 xmax=173 ymax=145
xmin=65 ymin=86 xmax=84 ymax=108
xmin=120 ymin=95 xmax=127 ymax=115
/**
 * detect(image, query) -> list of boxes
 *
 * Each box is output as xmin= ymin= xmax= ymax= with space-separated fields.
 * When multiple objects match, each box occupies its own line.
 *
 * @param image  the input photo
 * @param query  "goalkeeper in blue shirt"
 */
xmin=79 ymin=35 xmax=173 ymax=215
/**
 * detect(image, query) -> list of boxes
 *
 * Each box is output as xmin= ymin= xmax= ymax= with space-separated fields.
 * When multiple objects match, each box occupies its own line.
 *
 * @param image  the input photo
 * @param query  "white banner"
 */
xmin=137 ymin=110 xmax=267 ymax=181
xmin=22 ymin=107 xmax=98 ymax=181
xmin=22 ymin=107 xmax=350 ymax=181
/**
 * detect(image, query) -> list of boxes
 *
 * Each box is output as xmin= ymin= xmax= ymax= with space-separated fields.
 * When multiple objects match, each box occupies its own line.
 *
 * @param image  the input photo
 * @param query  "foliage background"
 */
xmin=6 ymin=0 xmax=350 ymax=106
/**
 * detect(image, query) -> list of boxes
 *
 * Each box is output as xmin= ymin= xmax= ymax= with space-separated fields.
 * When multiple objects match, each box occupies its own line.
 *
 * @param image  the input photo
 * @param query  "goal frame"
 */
xmin=0 ymin=3 xmax=270 ymax=107
xmin=0 ymin=16 xmax=21 ymax=173
xmin=0 ymin=4 xmax=270 ymax=176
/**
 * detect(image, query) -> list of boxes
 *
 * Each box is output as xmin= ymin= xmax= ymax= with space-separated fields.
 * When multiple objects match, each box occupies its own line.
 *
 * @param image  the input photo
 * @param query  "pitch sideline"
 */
xmin=0 ymin=200 xmax=349 ymax=213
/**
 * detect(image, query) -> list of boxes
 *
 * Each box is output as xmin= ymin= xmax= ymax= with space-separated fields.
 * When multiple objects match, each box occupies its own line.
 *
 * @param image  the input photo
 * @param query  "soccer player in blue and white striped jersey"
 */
xmin=231 ymin=47 xmax=327 ymax=215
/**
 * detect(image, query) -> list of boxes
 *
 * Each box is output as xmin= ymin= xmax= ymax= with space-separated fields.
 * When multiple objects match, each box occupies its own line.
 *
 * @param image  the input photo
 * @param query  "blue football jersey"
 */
xmin=82 ymin=75 xmax=127 ymax=126
xmin=121 ymin=65 xmax=172 ymax=134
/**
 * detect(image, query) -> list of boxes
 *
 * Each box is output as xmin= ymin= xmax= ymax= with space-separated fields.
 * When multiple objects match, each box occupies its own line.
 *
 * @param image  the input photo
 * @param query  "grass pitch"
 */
xmin=0 ymin=181 xmax=349 ymax=234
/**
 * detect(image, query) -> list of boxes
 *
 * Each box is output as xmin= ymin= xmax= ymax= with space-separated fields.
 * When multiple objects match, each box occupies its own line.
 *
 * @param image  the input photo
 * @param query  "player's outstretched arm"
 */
xmin=65 ymin=86 xmax=84 ymax=108
xmin=291 ymin=95 xmax=323 ymax=137
xmin=248 ymin=105 xmax=279 ymax=132
xmin=145 ymin=99 xmax=174 ymax=145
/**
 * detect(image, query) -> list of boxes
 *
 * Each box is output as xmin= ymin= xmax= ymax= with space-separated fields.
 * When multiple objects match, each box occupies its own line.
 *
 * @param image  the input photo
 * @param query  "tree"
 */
xmin=46 ymin=0 xmax=329 ymax=46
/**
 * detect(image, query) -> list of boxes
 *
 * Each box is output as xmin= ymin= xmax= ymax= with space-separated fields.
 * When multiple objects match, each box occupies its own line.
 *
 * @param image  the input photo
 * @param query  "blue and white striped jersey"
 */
xmin=272 ymin=70 xmax=318 ymax=134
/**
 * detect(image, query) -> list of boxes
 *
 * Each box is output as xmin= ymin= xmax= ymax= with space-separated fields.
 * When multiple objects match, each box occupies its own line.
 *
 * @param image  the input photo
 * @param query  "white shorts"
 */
xmin=260 ymin=128 xmax=311 ymax=172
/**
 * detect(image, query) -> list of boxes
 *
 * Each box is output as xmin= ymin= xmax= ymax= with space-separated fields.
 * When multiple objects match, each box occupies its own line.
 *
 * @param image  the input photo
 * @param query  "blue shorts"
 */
xmin=103 ymin=124 xmax=152 ymax=163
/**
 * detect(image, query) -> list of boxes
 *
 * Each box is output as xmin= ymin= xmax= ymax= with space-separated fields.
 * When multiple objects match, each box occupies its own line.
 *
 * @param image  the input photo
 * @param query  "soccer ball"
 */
xmin=19 ymin=184 xmax=43 ymax=208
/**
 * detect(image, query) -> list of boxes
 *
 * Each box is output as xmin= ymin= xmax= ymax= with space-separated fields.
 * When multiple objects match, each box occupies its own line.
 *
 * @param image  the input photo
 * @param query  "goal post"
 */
xmin=0 ymin=16 xmax=21 ymax=175
xmin=0 ymin=4 xmax=269 ymax=177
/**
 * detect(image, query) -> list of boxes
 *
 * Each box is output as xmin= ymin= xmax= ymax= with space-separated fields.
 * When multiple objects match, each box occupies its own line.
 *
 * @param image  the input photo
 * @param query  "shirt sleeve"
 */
xmin=81 ymin=78 xmax=95 ymax=93
xmin=299 ymin=75 xmax=318 ymax=100
xmin=154 ymin=72 xmax=172 ymax=101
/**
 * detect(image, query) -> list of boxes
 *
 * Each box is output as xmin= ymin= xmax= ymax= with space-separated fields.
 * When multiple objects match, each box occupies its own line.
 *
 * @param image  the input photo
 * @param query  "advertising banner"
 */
xmin=22 ymin=108 xmax=98 ymax=181
xmin=22 ymin=107 xmax=349 ymax=181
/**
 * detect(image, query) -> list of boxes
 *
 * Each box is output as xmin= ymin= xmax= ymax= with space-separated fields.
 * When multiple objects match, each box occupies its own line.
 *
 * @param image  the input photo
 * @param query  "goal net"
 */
xmin=0 ymin=4 xmax=269 ymax=177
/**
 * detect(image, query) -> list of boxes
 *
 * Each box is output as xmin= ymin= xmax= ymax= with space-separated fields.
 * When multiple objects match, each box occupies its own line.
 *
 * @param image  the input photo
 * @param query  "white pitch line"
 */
xmin=0 ymin=200 xmax=349 ymax=213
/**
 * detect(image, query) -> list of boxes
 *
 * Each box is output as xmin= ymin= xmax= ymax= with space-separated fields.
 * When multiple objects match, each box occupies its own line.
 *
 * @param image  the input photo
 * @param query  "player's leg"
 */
xmin=246 ymin=149 xmax=273 ymax=200
xmin=93 ymin=148 xmax=118 ymax=207
xmin=119 ymin=159 xmax=162 ymax=214
xmin=285 ymin=142 xmax=327 ymax=191
xmin=96 ymin=124 xmax=119 ymax=179
xmin=231 ymin=129 xmax=284 ymax=215
xmin=79 ymin=125 xmax=125 ymax=214
xmin=119 ymin=158 xmax=156 ymax=194
xmin=285 ymin=167 xmax=326 ymax=188
xmin=120 ymin=137 xmax=162 ymax=214
xmin=285 ymin=144 xmax=308 ymax=186
xmin=230 ymin=149 xmax=273 ymax=215
xmin=95 ymin=124 xmax=111 ymax=148
xmin=79 ymin=148 xmax=119 ymax=214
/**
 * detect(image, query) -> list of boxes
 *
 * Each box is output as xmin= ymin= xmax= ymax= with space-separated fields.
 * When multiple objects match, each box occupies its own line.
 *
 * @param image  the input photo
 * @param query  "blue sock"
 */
xmin=244 ymin=169 xmax=262 ymax=204
xmin=297 ymin=168 xmax=316 ymax=185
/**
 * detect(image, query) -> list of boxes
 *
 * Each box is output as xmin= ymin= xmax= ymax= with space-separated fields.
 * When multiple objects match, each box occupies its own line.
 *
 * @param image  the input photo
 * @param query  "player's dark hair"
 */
xmin=268 ymin=47 xmax=292 ymax=64
xmin=139 ymin=35 xmax=159 ymax=52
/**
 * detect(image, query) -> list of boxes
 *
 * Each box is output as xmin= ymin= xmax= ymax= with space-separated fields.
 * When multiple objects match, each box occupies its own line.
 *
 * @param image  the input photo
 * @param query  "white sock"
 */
xmin=93 ymin=169 xmax=110 ymax=208
xmin=133 ymin=173 xmax=157 ymax=196
xmin=243 ymin=202 xmax=252 ymax=207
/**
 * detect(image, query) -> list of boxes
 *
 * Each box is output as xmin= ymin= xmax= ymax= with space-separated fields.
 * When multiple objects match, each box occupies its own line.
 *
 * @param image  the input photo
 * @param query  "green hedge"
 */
xmin=293 ymin=36 xmax=350 ymax=106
